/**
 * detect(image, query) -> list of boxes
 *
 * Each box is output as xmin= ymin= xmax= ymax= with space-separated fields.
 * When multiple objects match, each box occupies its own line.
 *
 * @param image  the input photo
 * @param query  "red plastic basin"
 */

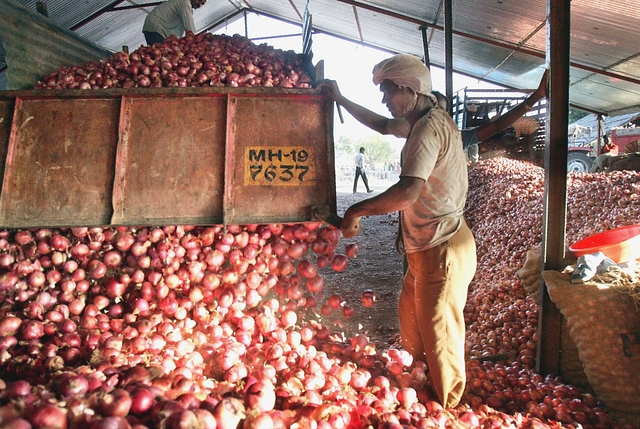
xmin=569 ymin=224 xmax=640 ymax=263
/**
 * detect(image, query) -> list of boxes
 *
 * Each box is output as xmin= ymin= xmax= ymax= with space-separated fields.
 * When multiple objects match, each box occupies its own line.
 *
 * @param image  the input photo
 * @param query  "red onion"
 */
xmin=28 ymin=404 xmax=67 ymax=429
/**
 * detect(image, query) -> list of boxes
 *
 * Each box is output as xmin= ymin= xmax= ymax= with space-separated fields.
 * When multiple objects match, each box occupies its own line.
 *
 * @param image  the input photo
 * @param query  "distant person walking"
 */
xmin=142 ymin=0 xmax=207 ymax=45
xmin=354 ymin=147 xmax=373 ymax=194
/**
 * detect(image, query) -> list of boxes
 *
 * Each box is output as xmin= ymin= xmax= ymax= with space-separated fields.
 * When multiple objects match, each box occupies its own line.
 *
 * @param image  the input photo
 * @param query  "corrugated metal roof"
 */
xmin=568 ymin=112 xmax=640 ymax=146
xmin=1 ymin=0 xmax=640 ymax=116
xmin=0 ymin=0 xmax=111 ymax=91
xmin=569 ymin=112 xmax=640 ymax=135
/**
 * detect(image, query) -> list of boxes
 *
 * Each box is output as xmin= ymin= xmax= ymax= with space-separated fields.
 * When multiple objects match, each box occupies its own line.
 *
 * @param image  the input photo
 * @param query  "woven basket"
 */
xmin=543 ymin=270 xmax=640 ymax=427
xmin=511 ymin=117 xmax=540 ymax=138
xmin=622 ymin=140 xmax=640 ymax=154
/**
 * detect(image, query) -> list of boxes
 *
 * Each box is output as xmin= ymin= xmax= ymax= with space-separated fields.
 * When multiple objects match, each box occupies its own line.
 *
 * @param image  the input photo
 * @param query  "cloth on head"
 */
xmin=372 ymin=54 xmax=437 ymax=104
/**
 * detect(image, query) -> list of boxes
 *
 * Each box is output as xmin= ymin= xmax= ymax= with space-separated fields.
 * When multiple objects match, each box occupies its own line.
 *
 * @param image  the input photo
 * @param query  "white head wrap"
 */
xmin=372 ymin=54 xmax=437 ymax=104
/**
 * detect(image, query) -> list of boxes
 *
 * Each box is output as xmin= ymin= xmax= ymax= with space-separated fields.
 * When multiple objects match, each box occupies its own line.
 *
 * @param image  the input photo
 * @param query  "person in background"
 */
xmin=602 ymin=134 xmax=618 ymax=155
xmin=318 ymin=54 xmax=476 ymax=409
xmin=142 ymin=0 xmax=207 ymax=45
xmin=353 ymin=147 xmax=374 ymax=194
xmin=590 ymin=134 xmax=618 ymax=172
xmin=433 ymin=69 xmax=548 ymax=162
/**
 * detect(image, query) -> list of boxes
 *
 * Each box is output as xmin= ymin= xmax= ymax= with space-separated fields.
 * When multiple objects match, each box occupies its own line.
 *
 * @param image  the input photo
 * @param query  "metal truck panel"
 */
xmin=225 ymin=93 xmax=335 ymax=225
xmin=112 ymin=95 xmax=227 ymax=226
xmin=1 ymin=97 xmax=119 ymax=226
xmin=0 ymin=87 xmax=336 ymax=228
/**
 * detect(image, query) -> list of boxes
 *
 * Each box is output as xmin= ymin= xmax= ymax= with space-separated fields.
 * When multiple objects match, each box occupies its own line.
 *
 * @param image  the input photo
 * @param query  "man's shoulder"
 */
xmin=413 ymin=108 xmax=457 ymax=132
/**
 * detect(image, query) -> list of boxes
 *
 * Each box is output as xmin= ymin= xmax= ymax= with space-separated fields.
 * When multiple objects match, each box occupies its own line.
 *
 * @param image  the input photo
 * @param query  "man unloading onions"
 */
xmin=318 ymin=54 xmax=477 ymax=408
xmin=142 ymin=0 xmax=207 ymax=45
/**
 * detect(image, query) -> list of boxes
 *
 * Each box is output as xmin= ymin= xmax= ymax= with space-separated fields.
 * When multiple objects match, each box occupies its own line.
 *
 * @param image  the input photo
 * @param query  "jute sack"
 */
xmin=517 ymin=246 xmax=542 ymax=304
xmin=543 ymin=270 xmax=640 ymax=427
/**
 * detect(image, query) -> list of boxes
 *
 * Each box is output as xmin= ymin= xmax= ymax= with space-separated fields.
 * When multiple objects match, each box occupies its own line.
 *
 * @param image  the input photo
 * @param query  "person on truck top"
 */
xmin=142 ymin=0 xmax=207 ymax=46
xmin=318 ymin=54 xmax=477 ymax=409
xmin=435 ymin=70 xmax=548 ymax=161
xmin=352 ymin=70 xmax=547 ymax=161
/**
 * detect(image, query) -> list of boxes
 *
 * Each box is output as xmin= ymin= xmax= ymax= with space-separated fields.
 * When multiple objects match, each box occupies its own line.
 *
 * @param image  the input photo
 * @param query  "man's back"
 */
xmin=143 ymin=0 xmax=194 ymax=38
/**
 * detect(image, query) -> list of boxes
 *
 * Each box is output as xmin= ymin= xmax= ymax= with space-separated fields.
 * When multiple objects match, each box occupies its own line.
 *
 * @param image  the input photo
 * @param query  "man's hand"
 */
xmin=341 ymin=214 xmax=361 ymax=238
xmin=316 ymin=79 xmax=343 ymax=103
xmin=532 ymin=69 xmax=549 ymax=102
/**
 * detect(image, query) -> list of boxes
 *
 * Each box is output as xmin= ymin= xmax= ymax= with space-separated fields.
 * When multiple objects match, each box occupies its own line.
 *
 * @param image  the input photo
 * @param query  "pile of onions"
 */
xmin=12 ymin=33 xmax=640 ymax=427
xmin=0 ymin=158 xmax=637 ymax=428
xmin=33 ymin=32 xmax=313 ymax=90
xmin=462 ymin=158 xmax=640 ymax=428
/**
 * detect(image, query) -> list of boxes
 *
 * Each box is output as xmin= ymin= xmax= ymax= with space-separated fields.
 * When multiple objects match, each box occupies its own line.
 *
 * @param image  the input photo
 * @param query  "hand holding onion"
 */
xmin=340 ymin=215 xmax=361 ymax=238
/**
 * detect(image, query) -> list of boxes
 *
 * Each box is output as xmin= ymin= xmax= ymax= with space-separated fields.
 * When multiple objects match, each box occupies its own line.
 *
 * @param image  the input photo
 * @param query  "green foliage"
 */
xmin=336 ymin=135 xmax=356 ymax=155
xmin=568 ymin=108 xmax=590 ymax=124
xmin=361 ymin=134 xmax=393 ymax=164
xmin=337 ymin=133 xmax=394 ymax=164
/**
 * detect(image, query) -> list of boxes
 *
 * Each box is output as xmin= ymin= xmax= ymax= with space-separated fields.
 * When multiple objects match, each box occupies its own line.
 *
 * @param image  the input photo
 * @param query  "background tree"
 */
xmin=358 ymin=134 xmax=393 ymax=166
xmin=336 ymin=135 xmax=356 ymax=155
xmin=568 ymin=107 xmax=589 ymax=124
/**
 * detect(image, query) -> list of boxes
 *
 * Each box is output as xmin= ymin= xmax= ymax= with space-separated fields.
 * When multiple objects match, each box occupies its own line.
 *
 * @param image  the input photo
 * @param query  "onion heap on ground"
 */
xmin=1 ymin=31 xmax=638 ymax=429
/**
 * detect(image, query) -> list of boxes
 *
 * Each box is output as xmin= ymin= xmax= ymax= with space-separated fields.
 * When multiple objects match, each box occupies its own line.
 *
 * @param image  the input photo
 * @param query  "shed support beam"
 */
xmin=420 ymin=26 xmax=431 ymax=68
xmin=444 ymin=0 xmax=453 ymax=116
xmin=537 ymin=0 xmax=570 ymax=376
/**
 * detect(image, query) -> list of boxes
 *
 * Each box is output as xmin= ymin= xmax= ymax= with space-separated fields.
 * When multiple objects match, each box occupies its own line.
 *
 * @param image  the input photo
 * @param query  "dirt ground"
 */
xmin=313 ymin=175 xmax=404 ymax=349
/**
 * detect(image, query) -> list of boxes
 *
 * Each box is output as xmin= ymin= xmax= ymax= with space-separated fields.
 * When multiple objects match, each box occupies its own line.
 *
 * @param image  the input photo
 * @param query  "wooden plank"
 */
xmin=0 ymin=97 xmax=119 ymax=227
xmin=111 ymin=95 xmax=227 ymax=226
xmin=0 ymin=98 xmax=14 ymax=196
xmin=537 ymin=0 xmax=570 ymax=376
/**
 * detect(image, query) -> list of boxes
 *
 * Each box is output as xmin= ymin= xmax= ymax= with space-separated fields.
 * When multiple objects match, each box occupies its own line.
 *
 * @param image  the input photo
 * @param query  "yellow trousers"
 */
xmin=399 ymin=220 xmax=476 ymax=408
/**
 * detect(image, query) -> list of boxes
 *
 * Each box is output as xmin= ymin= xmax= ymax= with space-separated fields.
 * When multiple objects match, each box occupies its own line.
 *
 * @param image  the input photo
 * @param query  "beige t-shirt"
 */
xmin=143 ymin=0 xmax=195 ymax=38
xmin=387 ymin=117 xmax=411 ymax=139
xmin=399 ymin=108 xmax=468 ymax=252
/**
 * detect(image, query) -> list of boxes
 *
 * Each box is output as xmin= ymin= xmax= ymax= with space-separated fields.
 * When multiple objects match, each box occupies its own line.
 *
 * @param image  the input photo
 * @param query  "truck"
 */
xmin=567 ymin=112 xmax=640 ymax=171
xmin=611 ymin=128 xmax=640 ymax=154
xmin=449 ymin=88 xmax=637 ymax=173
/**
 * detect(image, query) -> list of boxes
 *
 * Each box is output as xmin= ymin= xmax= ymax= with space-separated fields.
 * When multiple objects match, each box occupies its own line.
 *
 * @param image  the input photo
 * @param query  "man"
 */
xmin=318 ymin=54 xmax=477 ymax=408
xmin=142 ymin=0 xmax=207 ymax=45
xmin=590 ymin=135 xmax=618 ymax=172
xmin=354 ymin=147 xmax=373 ymax=194
xmin=349 ymin=70 xmax=547 ymax=161
xmin=423 ymin=71 xmax=549 ymax=162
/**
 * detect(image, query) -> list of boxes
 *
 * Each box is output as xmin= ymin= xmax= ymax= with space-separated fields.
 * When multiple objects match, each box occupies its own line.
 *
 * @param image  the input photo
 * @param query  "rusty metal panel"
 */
xmin=0 ymin=97 xmax=119 ymax=227
xmin=0 ymin=88 xmax=335 ymax=228
xmin=225 ymin=93 xmax=336 ymax=225
xmin=111 ymin=95 xmax=227 ymax=226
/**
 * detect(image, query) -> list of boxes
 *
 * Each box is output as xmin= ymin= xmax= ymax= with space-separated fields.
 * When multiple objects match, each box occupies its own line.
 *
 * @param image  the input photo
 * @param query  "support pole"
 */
xmin=420 ymin=26 xmax=431 ymax=68
xmin=537 ymin=0 xmax=570 ymax=376
xmin=444 ymin=0 xmax=453 ymax=116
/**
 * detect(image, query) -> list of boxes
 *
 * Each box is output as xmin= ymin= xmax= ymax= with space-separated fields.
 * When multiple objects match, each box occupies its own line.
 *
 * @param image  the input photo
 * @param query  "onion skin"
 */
xmin=213 ymin=397 xmax=245 ymax=429
xmin=2 ymin=418 xmax=33 ymax=429
xmin=0 ymin=316 xmax=22 ymax=336
xmin=88 ymin=417 xmax=131 ymax=429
